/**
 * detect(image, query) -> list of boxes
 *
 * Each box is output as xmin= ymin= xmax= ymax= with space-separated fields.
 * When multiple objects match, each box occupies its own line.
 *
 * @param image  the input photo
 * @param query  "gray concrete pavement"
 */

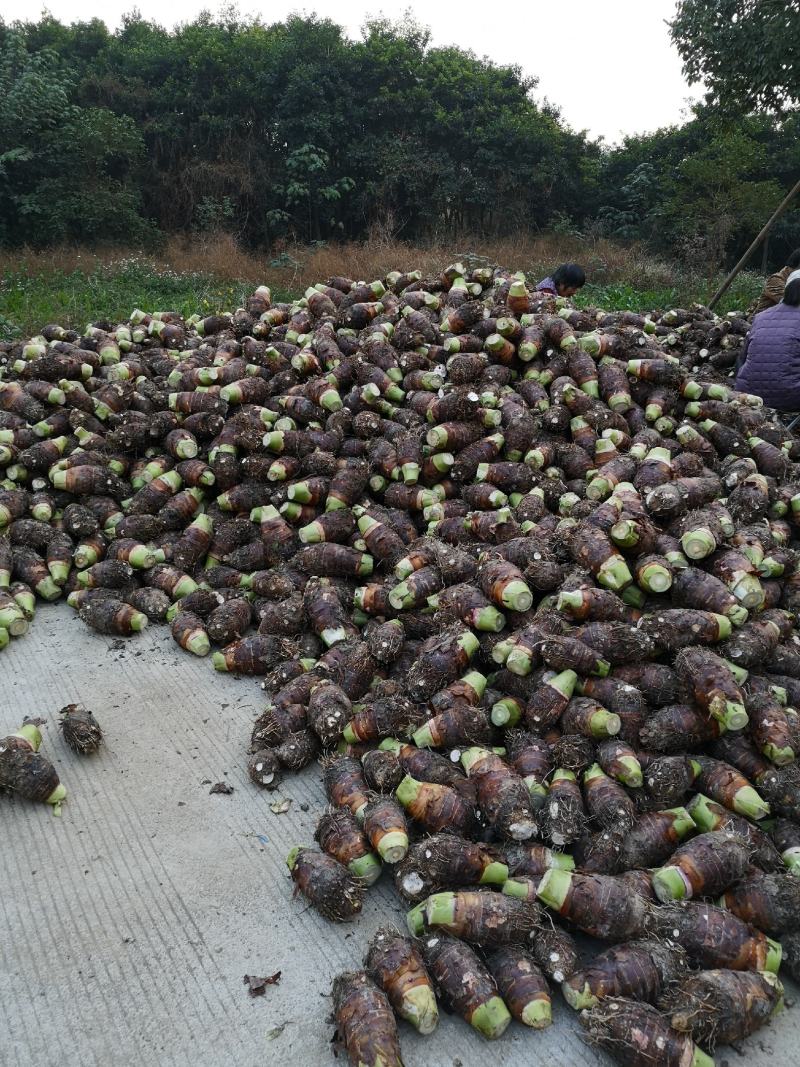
xmin=1 ymin=603 xmax=797 ymax=1066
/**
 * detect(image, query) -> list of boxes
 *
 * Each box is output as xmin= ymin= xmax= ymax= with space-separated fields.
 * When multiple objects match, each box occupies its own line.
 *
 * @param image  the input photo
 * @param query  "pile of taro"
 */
xmin=1 ymin=263 xmax=800 ymax=1066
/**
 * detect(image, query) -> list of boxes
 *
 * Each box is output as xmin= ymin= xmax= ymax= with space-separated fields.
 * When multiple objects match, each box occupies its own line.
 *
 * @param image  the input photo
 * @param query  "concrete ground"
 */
xmin=1 ymin=603 xmax=798 ymax=1067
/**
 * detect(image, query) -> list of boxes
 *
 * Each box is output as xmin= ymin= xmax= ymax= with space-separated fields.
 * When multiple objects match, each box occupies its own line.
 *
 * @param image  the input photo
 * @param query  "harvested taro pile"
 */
xmin=2 ymin=263 xmax=800 ymax=1065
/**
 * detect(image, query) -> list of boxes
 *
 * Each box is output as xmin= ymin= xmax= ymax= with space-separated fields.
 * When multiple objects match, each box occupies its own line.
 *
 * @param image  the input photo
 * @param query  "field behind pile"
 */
xmin=0 ymin=234 xmax=763 ymax=340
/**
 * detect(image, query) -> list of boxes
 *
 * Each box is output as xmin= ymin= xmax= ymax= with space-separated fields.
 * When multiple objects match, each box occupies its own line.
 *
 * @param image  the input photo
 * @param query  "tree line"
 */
xmin=0 ymin=10 xmax=798 ymax=270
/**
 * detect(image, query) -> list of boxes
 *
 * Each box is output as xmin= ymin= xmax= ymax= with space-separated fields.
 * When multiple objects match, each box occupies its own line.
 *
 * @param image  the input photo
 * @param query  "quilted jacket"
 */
xmin=735 ymin=302 xmax=800 ymax=410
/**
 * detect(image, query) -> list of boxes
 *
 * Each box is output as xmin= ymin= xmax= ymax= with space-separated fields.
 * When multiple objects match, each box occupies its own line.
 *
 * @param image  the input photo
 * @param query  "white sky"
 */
xmin=2 ymin=0 xmax=702 ymax=142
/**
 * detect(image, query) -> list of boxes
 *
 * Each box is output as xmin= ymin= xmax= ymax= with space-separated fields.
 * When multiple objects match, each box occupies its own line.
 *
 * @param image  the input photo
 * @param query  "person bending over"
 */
xmin=737 ymin=270 xmax=800 ymax=411
xmin=536 ymin=263 xmax=586 ymax=298
xmin=754 ymin=248 xmax=800 ymax=314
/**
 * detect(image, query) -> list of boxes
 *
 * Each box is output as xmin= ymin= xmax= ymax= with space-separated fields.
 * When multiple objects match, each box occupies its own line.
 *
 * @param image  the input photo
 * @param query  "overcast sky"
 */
xmin=2 ymin=0 xmax=702 ymax=142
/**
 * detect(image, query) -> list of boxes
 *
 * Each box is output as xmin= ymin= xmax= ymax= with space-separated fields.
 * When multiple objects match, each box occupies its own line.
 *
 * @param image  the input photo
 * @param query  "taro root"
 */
xmin=361 ymin=748 xmax=403 ymax=793
xmin=0 ymin=723 xmax=66 ymax=814
xmin=331 ymin=971 xmax=403 ymax=1067
xmin=396 ymin=773 xmax=477 ymax=836
xmin=393 ymin=833 xmax=506 ymax=903
xmin=362 ymin=796 xmax=409 ymax=864
xmin=460 ymin=746 xmax=537 ymax=840
xmin=580 ymin=997 xmax=714 ymax=1067
xmin=486 ymin=946 xmax=551 ymax=1029
xmin=315 ymin=807 xmax=381 ymax=885
xmin=408 ymin=887 xmax=540 ymax=948
xmin=652 ymin=901 xmax=781 ymax=972
xmin=651 ymin=830 xmax=751 ymax=902
xmin=563 ymin=939 xmax=686 ymax=1010
xmin=307 ymin=679 xmax=351 ymax=746
xmin=663 ymin=968 xmax=784 ymax=1048
xmin=537 ymin=870 xmax=651 ymax=941
xmin=247 ymin=748 xmax=282 ymax=791
xmin=532 ymin=923 xmax=579 ymax=984
xmin=421 ymin=932 xmax=511 ymax=1040
xmin=619 ymin=807 xmax=696 ymax=869
xmin=542 ymin=768 xmax=586 ymax=846
xmin=718 ymin=870 xmax=800 ymax=936
xmin=60 ymin=703 xmax=103 ymax=754
xmin=286 ymin=846 xmax=363 ymax=922
xmin=364 ymin=927 xmax=439 ymax=1034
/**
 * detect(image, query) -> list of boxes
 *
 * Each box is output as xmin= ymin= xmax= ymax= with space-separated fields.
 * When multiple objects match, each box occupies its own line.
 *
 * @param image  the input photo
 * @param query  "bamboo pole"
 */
xmin=708 ymin=176 xmax=800 ymax=310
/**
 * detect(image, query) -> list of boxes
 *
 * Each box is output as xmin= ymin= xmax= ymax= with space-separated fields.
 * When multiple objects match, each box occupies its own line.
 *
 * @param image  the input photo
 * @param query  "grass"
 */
xmin=0 ymin=233 xmax=764 ymax=340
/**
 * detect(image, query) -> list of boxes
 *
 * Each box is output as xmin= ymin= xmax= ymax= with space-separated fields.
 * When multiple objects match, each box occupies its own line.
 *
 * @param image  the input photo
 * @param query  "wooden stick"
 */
xmin=708 ymin=176 xmax=800 ymax=310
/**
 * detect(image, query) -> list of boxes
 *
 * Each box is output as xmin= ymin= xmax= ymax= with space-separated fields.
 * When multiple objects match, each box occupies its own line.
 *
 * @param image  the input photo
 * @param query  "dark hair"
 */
xmin=787 ymin=249 xmax=800 ymax=269
xmin=552 ymin=263 xmax=586 ymax=289
xmin=784 ymin=278 xmax=800 ymax=307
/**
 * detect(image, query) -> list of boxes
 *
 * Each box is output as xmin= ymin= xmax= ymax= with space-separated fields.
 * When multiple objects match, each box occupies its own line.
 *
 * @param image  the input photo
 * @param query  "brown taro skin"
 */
xmin=639 ymin=704 xmax=721 ymax=752
xmin=247 ymin=748 xmax=281 ymax=790
xmin=288 ymin=848 xmax=362 ymax=922
xmin=779 ymin=931 xmax=800 ymax=982
xmin=315 ymin=808 xmax=375 ymax=872
xmin=423 ymin=889 xmax=542 ymax=949
xmin=421 ymin=932 xmax=508 ymax=1037
xmin=332 ymin=971 xmax=403 ymax=1067
xmin=362 ymin=749 xmax=403 ymax=794
xmin=363 ymin=796 xmax=409 ymax=863
xmin=125 ymin=587 xmax=170 ymax=621
xmin=273 ymin=729 xmax=318 ymax=771
xmin=395 ymin=775 xmax=477 ymax=836
xmin=563 ymin=940 xmax=686 ymax=1009
xmin=462 ymin=749 xmax=537 ymax=840
xmin=580 ymin=997 xmax=702 ymax=1067
xmin=583 ymin=767 xmax=636 ymax=830
xmin=214 ymin=634 xmax=283 ymax=674
xmin=414 ymin=704 xmax=492 ymax=748
xmin=653 ymin=831 xmax=751 ymax=901
xmin=365 ymin=927 xmax=438 ymax=1034
xmin=393 ymin=834 xmax=500 ymax=903
xmin=307 ymin=680 xmax=351 ymax=747
xmin=664 ymin=969 xmax=783 ymax=1048
xmin=542 ymin=772 xmax=585 ymax=847
xmin=486 ymin=946 xmax=551 ymax=1028
xmin=532 ymin=924 xmax=579 ymax=984
xmin=79 ymin=599 xmax=145 ymax=636
xmin=323 ymin=755 xmax=371 ymax=821
xmin=346 ymin=695 xmax=424 ymax=743
xmin=0 ymin=743 xmax=61 ymax=802
xmin=250 ymin=702 xmax=307 ymax=748
xmin=719 ymin=871 xmax=800 ymax=937
xmin=60 ymin=704 xmax=103 ymax=754
xmin=653 ymin=902 xmax=778 ymax=971
xmin=539 ymin=871 xmax=650 ymax=941
xmin=619 ymin=810 xmax=693 ymax=870
xmin=206 ymin=598 xmax=251 ymax=645
xmin=406 ymin=625 xmax=477 ymax=702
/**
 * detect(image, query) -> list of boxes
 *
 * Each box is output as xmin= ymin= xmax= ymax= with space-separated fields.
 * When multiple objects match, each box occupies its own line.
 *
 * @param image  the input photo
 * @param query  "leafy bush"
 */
xmin=0 ymin=31 xmax=154 ymax=246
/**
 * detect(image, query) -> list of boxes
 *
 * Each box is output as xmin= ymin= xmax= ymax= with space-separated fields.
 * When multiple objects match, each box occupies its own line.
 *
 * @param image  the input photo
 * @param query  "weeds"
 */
xmin=0 ymin=234 xmax=765 ymax=338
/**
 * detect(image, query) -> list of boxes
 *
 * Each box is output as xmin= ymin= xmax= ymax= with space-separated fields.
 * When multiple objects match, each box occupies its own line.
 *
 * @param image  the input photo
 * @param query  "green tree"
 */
xmin=670 ymin=0 xmax=800 ymax=112
xmin=594 ymin=108 xmax=798 ymax=268
xmin=0 ymin=29 xmax=150 ymax=245
xmin=658 ymin=125 xmax=783 ymax=269
xmin=6 ymin=11 xmax=597 ymax=246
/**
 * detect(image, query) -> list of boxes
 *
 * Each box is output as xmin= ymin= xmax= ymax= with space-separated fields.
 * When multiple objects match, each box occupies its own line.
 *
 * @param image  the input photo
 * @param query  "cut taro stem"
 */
xmin=402 ymin=984 xmax=439 ymax=1035
xmin=681 ymin=528 xmax=717 ymax=560
xmin=638 ymin=560 xmax=672 ymax=593
xmin=652 ymin=864 xmax=694 ymax=902
xmin=470 ymin=997 xmax=512 ymax=1040
xmin=47 ymin=783 xmax=67 ymax=816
